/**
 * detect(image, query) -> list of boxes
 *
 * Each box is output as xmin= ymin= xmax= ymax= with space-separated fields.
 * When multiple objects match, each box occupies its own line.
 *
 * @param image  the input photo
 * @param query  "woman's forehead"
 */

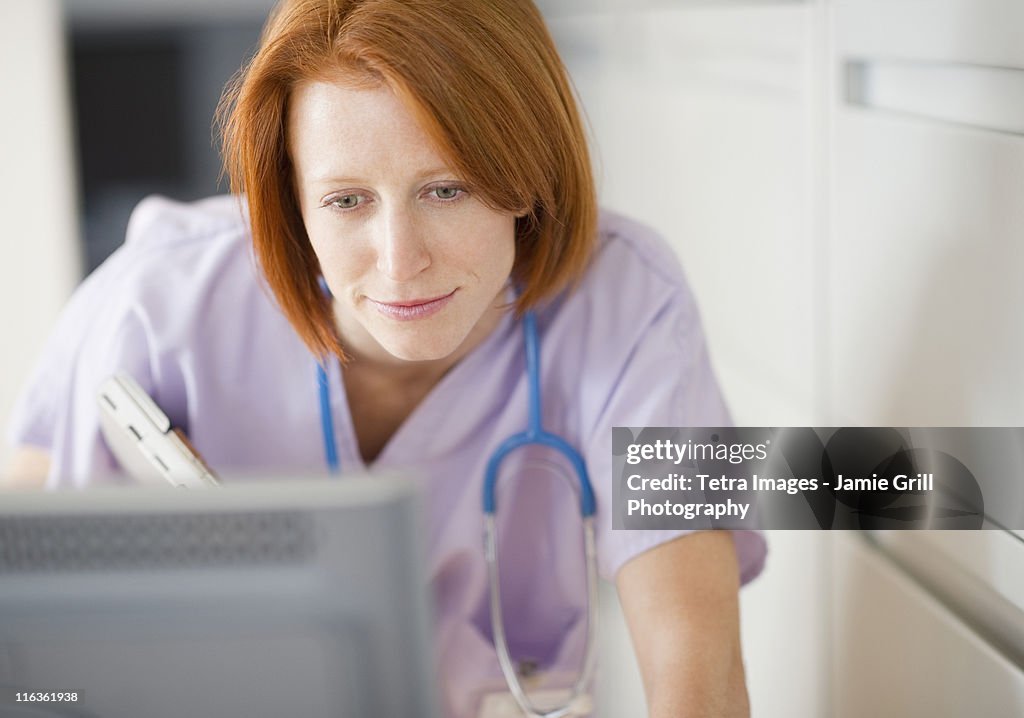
xmin=288 ymin=79 xmax=457 ymax=183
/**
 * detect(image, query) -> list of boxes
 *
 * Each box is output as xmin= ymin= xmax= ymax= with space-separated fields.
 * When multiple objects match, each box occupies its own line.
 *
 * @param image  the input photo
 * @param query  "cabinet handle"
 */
xmin=845 ymin=59 xmax=1024 ymax=136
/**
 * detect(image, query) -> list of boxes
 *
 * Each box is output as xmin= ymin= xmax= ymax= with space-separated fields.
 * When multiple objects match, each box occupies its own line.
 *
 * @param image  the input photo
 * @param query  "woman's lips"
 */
xmin=368 ymin=290 xmax=457 ymax=321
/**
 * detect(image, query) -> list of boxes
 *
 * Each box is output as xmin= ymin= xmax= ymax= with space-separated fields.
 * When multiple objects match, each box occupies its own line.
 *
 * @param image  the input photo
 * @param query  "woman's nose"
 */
xmin=375 ymin=207 xmax=431 ymax=281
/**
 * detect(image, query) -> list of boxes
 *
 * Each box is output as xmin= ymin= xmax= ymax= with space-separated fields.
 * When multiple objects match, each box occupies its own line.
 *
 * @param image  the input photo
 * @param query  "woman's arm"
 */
xmin=2 ymin=447 xmax=51 ymax=489
xmin=616 ymin=530 xmax=749 ymax=718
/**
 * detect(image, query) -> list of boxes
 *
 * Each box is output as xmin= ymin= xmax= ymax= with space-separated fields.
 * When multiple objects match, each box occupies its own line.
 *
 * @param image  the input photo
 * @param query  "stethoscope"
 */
xmin=315 ymin=306 xmax=599 ymax=718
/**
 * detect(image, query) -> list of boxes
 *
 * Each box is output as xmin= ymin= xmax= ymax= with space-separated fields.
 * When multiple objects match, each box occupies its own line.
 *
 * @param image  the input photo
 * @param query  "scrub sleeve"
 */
xmin=5 ymin=195 xmax=257 ymax=488
xmin=572 ymin=212 xmax=767 ymax=586
xmin=583 ymin=288 xmax=767 ymax=585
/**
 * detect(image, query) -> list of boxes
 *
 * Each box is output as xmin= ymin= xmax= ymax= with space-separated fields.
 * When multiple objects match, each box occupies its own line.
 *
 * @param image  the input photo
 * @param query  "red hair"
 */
xmin=218 ymin=0 xmax=597 ymax=359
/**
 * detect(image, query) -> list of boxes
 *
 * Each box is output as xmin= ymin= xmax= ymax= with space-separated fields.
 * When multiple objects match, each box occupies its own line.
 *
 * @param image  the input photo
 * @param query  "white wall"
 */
xmin=550 ymin=4 xmax=822 ymax=427
xmin=0 ymin=1 xmax=80 ymax=468
xmin=549 ymin=4 xmax=832 ymax=716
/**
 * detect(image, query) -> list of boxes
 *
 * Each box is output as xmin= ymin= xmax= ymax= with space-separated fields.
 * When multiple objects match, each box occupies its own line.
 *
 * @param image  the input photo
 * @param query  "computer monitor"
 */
xmin=0 ymin=477 xmax=441 ymax=718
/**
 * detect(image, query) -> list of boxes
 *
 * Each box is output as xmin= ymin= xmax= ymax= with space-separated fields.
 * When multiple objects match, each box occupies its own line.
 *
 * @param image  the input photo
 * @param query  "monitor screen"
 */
xmin=0 ymin=478 xmax=440 ymax=718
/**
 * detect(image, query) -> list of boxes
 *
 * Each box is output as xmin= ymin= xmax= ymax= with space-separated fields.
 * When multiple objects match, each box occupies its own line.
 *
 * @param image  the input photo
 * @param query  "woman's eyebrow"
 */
xmin=308 ymin=167 xmax=456 ymax=186
xmin=412 ymin=167 xmax=458 ymax=181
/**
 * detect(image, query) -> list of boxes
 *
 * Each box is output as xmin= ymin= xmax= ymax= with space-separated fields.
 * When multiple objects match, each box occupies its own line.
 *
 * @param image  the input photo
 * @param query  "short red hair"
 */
xmin=218 ymin=0 xmax=597 ymax=359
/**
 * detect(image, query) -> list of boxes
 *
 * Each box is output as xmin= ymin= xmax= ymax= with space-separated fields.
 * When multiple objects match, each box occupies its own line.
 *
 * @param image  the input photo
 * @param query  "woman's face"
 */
xmin=288 ymin=79 xmax=517 ymax=367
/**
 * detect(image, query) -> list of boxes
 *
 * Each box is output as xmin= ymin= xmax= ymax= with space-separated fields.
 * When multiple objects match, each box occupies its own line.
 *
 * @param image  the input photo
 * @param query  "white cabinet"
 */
xmin=868 ymin=530 xmax=1024 ymax=667
xmin=828 ymin=0 xmax=1024 ymax=425
xmin=828 ymin=2 xmax=1024 ymax=713
xmin=835 ymin=0 xmax=1024 ymax=68
xmin=553 ymin=1 xmax=1024 ymax=715
xmin=833 ymin=532 xmax=1024 ymax=716
xmin=828 ymin=107 xmax=1024 ymax=424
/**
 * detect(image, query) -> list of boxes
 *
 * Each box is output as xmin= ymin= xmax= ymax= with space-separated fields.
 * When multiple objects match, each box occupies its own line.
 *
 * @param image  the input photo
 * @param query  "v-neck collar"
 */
xmin=324 ymin=286 xmax=519 ymax=471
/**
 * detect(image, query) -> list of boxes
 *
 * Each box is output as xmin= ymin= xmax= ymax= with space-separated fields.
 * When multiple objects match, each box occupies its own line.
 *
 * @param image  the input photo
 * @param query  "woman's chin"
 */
xmin=373 ymin=334 xmax=464 ymax=364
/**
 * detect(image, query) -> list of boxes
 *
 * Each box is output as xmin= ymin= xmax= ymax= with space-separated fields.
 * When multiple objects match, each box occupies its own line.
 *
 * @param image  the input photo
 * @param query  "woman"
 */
xmin=5 ymin=0 xmax=767 ymax=715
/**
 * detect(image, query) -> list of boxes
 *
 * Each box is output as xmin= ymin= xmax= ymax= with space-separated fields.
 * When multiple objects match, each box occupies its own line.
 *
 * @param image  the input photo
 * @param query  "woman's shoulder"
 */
xmin=124 ymin=194 xmax=250 ymax=247
xmin=5 ymin=195 xmax=305 ymax=481
xmin=112 ymin=194 xmax=253 ymax=290
xmin=20 ymin=193 xmax=286 ymax=414
xmin=535 ymin=208 xmax=714 ymax=427
xmin=592 ymin=207 xmax=689 ymax=290
xmin=550 ymin=207 xmax=698 ymax=331
xmin=84 ymin=195 xmax=279 ymax=347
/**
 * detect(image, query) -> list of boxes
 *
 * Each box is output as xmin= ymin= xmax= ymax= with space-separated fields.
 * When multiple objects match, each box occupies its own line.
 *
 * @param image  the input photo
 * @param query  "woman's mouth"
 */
xmin=368 ymin=290 xmax=457 ymax=321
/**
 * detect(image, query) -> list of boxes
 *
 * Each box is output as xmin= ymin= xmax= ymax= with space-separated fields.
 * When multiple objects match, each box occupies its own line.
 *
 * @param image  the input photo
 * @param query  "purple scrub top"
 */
xmin=8 ymin=195 xmax=767 ymax=718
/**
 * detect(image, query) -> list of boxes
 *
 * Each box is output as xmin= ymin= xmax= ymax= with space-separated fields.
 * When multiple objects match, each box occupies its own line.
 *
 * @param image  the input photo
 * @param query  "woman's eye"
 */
xmin=330 ymin=194 xmax=362 ymax=210
xmin=431 ymin=186 xmax=463 ymax=201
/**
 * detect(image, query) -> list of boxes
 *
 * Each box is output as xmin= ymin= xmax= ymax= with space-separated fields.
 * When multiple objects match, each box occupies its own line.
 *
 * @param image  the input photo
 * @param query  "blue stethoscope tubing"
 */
xmin=482 ymin=311 xmax=595 ymax=517
xmin=316 ymin=309 xmax=600 ymax=718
